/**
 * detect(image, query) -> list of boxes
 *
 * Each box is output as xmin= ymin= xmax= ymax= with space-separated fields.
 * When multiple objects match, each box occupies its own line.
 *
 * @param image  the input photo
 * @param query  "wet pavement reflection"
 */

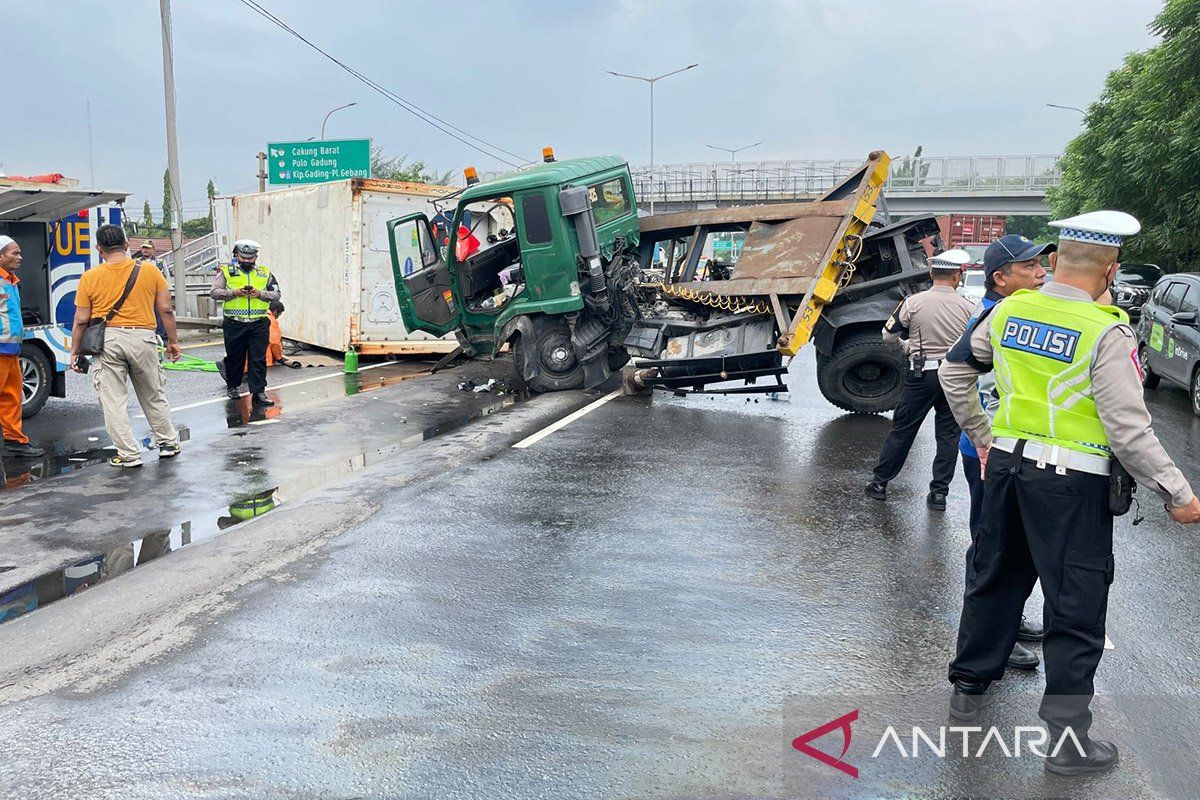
xmin=0 ymin=376 xmax=523 ymax=628
xmin=0 ymin=487 xmax=279 ymax=625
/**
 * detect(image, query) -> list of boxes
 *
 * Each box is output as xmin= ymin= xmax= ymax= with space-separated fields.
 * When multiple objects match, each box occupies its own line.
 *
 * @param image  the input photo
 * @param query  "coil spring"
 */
xmin=661 ymin=283 xmax=771 ymax=315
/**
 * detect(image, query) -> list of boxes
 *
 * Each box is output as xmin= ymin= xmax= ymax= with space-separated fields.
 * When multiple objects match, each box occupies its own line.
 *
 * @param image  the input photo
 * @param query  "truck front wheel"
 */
xmin=19 ymin=343 xmax=53 ymax=418
xmin=816 ymin=331 xmax=906 ymax=414
xmin=513 ymin=318 xmax=584 ymax=393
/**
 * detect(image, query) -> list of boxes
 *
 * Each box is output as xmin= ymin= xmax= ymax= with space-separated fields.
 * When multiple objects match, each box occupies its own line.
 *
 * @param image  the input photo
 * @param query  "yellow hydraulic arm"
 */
xmin=777 ymin=151 xmax=891 ymax=356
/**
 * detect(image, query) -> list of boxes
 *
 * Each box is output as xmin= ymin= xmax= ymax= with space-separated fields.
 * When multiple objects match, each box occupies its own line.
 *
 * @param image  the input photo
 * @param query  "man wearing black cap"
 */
xmin=958 ymin=234 xmax=1053 ymax=672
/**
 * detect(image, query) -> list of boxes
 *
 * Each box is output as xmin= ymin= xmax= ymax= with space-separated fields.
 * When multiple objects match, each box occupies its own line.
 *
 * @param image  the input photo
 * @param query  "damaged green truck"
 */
xmin=386 ymin=150 xmax=941 ymax=413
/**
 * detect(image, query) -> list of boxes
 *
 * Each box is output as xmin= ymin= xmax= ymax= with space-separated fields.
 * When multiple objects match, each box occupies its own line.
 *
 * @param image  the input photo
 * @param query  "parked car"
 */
xmin=958 ymin=268 xmax=985 ymax=305
xmin=960 ymin=244 xmax=988 ymax=270
xmin=1136 ymin=272 xmax=1200 ymax=415
xmin=1112 ymin=263 xmax=1162 ymax=322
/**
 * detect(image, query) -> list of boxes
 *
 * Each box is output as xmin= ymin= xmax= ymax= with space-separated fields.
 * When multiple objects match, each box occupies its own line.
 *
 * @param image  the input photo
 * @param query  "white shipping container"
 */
xmin=213 ymin=179 xmax=457 ymax=355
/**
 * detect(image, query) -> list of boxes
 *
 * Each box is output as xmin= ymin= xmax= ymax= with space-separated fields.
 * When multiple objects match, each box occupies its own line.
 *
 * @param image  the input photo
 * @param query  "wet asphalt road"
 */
xmin=2 ymin=348 xmax=1200 ymax=799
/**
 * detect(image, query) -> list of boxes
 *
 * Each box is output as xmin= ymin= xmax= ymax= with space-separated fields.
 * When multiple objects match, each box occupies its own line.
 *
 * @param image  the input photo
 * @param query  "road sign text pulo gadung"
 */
xmin=267 ymin=139 xmax=371 ymax=185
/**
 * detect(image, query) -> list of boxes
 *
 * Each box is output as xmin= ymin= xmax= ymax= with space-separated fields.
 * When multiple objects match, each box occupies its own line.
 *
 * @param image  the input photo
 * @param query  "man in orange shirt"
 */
xmin=69 ymin=225 xmax=182 ymax=468
xmin=0 ymin=235 xmax=44 ymax=458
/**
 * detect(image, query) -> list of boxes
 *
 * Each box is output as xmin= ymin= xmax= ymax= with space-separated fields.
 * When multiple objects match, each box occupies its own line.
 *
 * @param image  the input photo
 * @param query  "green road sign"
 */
xmin=267 ymin=139 xmax=371 ymax=185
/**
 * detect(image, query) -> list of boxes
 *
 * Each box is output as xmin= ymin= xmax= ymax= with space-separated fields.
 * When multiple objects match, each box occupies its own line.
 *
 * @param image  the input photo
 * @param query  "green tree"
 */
xmin=142 ymin=200 xmax=153 ymax=228
xmin=160 ymin=168 xmax=172 ymax=229
xmin=891 ymin=145 xmax=930 ymax=188
xmin=1005 ymin=216 xmax=1056 ymax=242
xmin=206 ymin=179 xmax=217 ymax=223
xmin=370 ymin=147 xmax=455 ymax=186
xmin=182 ymin=215 xmax=213 ymax=237
xmin=1049 ymin=0 xmax=1200 ymax=271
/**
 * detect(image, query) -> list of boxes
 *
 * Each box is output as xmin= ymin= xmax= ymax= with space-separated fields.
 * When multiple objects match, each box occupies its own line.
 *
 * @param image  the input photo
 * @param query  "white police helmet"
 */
xmin=232 ymin=239 xmax=262 ymax=256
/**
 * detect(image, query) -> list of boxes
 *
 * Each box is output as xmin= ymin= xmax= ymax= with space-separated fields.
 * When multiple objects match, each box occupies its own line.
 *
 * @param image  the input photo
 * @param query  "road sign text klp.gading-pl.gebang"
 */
xmin=267 ymin=139 xmax=371 ymax=185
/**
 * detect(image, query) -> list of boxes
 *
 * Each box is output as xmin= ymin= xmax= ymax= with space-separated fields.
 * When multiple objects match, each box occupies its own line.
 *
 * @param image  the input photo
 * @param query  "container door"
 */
xmin=387 ymin=213 xmax=461 ymax=335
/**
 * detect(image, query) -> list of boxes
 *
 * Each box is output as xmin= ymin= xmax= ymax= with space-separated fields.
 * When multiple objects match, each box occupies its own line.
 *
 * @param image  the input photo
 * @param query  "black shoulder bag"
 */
xmin=77 ymin=262 xmax=142 ymax=356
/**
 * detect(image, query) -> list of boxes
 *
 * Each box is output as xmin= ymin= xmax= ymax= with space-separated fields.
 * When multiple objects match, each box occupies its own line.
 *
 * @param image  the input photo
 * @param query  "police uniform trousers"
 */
xmin=949 ymin=442 xmax=1113 ymax=740
xmin=222 ymin=317 xmax=270 ymax=395
xmin=871 ymin=371 xmax=961 ymax=492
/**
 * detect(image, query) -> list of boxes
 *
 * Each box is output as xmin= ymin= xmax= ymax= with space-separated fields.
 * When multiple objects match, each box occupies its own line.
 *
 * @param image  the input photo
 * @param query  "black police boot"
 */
xmin=864 ymin=480 xmax=887 ymax=501
xmin=252 ymin=392 xmax=274 ymax=407
xmin=1045 ymin=738 xmax=1119 ymax=776
xmin=226 ymin=386 xmax=242 ymax=400
xmin=1017 ymin=616 xmax=1044 ymax=643
xmin=948 ymin=681 xmax=993 ymax=722
xmin=1006 ymin=642 xmax=1039 ymax=670
xmin=926 ymin=491 xmax=947 ymax=511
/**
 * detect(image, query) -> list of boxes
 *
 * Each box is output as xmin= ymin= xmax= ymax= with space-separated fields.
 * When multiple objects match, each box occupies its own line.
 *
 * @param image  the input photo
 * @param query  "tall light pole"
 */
xmin=607 ymin=64 xmax=698 ymax=214
xmin=706 ymin=141 xmax=762 ymax=163
xmin=159 ymin=0 xmax=183 ymax=314
xmin=320 ymin=101 xmax=358 ymax=140
xmin=1046 ymin=103 xmax=1086 ymax=116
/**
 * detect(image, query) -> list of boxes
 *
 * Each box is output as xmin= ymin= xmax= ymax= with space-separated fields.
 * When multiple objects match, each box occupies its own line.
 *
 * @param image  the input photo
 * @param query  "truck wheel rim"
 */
xmin=540 ymin=334 xmax=577 ymax=375
xmin=19 ymin=357 xmax=38 ymax=404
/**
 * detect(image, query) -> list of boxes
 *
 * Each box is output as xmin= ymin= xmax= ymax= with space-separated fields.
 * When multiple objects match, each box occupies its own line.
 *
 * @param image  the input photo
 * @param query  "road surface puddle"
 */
xmin=0 ymin=394 xmax=517 ymax=627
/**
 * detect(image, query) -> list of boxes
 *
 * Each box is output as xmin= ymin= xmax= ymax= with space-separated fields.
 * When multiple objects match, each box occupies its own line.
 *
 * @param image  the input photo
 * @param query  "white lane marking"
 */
xmin=511 ymin=390 xmax=622 ymax=449
xmin=1104 ymin=634 xmax=1115 ymax=650
xmin=139 ymin=360 xmax=399 ymax=417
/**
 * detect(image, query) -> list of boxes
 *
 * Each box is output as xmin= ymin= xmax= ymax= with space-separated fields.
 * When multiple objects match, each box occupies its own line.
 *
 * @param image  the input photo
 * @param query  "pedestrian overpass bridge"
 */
xmin=631 ymin=155 xmax=1061 ymax=216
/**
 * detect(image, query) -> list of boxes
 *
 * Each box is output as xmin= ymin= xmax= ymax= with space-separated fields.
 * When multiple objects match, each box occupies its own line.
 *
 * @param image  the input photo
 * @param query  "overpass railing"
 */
xmin=630 ymin=155 xmax=1062 ymax=205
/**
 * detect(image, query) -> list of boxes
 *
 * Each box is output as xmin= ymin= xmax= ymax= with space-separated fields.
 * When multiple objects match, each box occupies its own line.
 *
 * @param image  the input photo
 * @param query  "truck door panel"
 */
xmin=387 ymin=213 xmax=461 ymax=335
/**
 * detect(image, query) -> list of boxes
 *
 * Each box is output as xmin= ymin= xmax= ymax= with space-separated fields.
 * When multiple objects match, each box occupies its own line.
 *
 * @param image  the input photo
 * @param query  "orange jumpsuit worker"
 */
xmin=0 ymin=235 xmax=45 ymax=458
xmin=244 ymin=301 xmax=288 ymax=370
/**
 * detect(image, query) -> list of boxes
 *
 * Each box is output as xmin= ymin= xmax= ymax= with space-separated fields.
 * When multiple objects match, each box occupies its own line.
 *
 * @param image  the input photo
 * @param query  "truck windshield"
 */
xmin=588 ymin=178 xmax=631 ymax=226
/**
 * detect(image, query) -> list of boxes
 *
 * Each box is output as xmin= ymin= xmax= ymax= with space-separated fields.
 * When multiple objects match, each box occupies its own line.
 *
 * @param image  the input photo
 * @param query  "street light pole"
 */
xmin=159 ymin=0 xmax=183 ymax=314
xmin=320 ymin=101 xmax=358 ymax=140
xmin=706 ymin=142 xmax=762 ymax=163
xmin=607 ymin=63 xmax=698 ymax=214
xmin=1046 ymin=103 xmax=1086 ymax=116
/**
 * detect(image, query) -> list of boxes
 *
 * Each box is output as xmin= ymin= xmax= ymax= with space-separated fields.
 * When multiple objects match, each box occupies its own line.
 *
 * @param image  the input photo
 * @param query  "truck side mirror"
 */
xmin=1171 ymin=310 xmax=1198 ymax=326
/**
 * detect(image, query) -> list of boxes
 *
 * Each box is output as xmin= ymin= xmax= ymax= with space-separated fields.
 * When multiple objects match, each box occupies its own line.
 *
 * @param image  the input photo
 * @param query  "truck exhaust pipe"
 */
xmin=558 ymin=186 xmax=607 ymax=297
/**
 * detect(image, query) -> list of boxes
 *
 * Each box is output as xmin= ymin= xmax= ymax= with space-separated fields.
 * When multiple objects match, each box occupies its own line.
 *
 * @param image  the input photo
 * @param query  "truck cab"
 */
xmin=387 ymin=154 xmax=640 ymax=392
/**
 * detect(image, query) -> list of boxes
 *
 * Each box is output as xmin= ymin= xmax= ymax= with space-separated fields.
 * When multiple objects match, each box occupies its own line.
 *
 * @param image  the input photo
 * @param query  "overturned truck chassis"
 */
xmin=622 ymin=151 xmax=938 ymax=404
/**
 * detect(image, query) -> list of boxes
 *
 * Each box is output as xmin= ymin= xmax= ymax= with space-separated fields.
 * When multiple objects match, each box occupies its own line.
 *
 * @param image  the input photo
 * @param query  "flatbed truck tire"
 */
xmin=816 ymin=331 xmax=905 ymax=414
xmin=19 ymin=343 xmax=53 ymax=419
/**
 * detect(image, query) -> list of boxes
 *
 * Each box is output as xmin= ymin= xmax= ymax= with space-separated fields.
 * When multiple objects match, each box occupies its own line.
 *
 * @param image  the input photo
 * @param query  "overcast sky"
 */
xmin=3 ymin=0 xmax=1164 ymax=220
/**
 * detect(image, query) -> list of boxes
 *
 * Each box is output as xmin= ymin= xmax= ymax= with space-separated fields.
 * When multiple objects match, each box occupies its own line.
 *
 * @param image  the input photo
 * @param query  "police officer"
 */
xmin=959 ymin=234 xmax=1054 ymax=672
xmin=940 ymin=211 xmax=1200 ymax=776
xmin=211 ymin=240 xmax=281 ymax=406
xmin=865 ymin=249 xmax=975 ymax=510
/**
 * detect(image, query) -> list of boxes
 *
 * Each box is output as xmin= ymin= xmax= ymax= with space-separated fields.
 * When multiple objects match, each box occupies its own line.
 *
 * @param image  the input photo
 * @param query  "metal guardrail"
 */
xmin=629 ymin=155 xmax=1063 ymax=205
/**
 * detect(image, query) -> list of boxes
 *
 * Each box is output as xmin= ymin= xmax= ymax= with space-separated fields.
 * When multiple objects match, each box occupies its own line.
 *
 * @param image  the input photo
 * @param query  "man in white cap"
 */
xmin=0 ymin=235 xmax=44 ymax=458
xmin=865 ymin=249 xmax=975 ymax=510
xmin=940 ymin=210 xmax=1200 ymax=775
xmin=210 ymin=239 xmax=281 ymax=406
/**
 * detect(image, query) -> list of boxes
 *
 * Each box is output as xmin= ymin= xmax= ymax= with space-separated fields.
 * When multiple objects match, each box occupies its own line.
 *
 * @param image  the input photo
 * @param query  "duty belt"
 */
xmin=991 ymin=436 xmax=1111 ymax=477
xmin=921 ymin=358 xmax=943 ymax=372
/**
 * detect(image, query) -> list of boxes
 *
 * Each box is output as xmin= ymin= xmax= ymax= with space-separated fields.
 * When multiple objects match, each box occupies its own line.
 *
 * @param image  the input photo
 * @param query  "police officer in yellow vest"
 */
xmin=940 ymin=211 xmax=1200 ymax=776
xmin=210 ymin=240 xmax=281 ymax=406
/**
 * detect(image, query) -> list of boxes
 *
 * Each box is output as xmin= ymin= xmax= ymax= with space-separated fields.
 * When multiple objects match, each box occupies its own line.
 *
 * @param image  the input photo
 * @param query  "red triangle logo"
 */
xmin=792 ymin=709 xmax=859 ymax=778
